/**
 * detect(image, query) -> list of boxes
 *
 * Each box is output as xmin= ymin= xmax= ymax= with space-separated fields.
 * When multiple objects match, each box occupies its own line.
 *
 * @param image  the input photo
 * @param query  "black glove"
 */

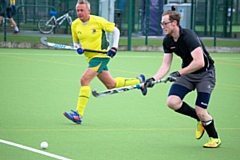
xmin=144 ymin=77 xmax=155 ymax=88
xmin=169 ymin=71 xmax=181 ymax=81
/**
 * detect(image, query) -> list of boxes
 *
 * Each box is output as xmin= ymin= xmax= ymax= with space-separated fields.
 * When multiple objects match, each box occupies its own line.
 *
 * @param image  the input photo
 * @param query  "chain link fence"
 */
xmin=1 ymin=0 xmax=240 ymax=38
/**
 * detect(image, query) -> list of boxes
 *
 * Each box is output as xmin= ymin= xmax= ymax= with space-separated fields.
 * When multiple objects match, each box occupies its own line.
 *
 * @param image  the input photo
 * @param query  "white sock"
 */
xmin=14 ymin=26 xmax=19 ymax=32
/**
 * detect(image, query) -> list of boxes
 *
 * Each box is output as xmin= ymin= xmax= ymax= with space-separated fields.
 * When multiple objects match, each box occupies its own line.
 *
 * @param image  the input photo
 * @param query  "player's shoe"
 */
xmin=63 ymin=110 xmax=82 ymax=124
xmin=13 ymin=30 xmax=20 ymax=34
xmin=203 ymin=137 xmax=221 ymax=148
xmin=137 ymin=74 xmax=147 ymax=96
xmin=196 ymin=121 xmax=205 ymax=139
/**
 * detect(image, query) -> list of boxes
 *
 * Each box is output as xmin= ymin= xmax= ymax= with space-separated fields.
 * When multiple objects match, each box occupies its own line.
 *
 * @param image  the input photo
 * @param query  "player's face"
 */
xmin=76 ymin=3 xmax=91 ymax=22
xmin=161 ymin=15 xmax=174 ymax=35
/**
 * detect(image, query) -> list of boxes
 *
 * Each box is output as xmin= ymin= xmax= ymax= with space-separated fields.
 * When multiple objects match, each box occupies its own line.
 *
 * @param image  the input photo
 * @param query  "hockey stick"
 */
xmin=40 ymin=37 xmax=107 ymax=53
xmin=92 ymin=76 xmax=176 ymax=98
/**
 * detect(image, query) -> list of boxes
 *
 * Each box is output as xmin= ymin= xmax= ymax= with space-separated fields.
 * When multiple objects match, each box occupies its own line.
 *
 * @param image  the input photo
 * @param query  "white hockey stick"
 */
xmin=92 ymin=76 xmax=176 ymax=98
xmin=40 ymin=37 xmax=107 ymax=53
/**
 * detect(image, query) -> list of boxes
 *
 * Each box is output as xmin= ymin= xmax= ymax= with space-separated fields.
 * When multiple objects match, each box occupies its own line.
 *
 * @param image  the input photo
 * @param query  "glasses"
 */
xmin=161 ymin=21 xmax=172 ymax=26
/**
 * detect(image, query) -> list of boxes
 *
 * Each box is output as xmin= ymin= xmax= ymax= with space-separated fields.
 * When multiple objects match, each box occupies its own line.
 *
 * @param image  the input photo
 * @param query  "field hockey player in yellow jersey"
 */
xmin=63 ymin=0 xmax=147 ymax=124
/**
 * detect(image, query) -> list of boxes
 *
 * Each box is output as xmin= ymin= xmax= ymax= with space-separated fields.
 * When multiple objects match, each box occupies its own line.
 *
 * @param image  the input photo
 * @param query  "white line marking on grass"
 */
xmin=0 ymin=139 xmax=72 ymax=160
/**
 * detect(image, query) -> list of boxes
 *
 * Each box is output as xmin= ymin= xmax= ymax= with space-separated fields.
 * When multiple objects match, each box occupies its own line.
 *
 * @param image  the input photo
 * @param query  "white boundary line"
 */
xmin=0 ymin=139 xmax=72 ymax=160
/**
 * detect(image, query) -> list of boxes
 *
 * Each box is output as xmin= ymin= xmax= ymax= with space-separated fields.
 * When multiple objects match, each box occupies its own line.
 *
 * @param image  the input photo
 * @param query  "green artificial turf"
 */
xmin=0 ymin=49 xmax=240 ymax=160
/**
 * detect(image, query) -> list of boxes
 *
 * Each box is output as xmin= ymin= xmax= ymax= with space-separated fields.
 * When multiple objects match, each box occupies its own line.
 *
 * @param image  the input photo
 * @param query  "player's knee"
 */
xmin=105 ymin=82 xmax=115 ymax=89
xmin=166 ymin=96 xmax=181 ymax=110
xmin=80 ymin=77 xmax=90 ymax=86
xmin=80 ymin=77 xmax=85 ymax=84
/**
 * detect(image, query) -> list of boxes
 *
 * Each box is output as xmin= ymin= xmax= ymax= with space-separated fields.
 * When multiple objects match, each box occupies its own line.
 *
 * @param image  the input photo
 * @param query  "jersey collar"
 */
xmin=179 ymin=25 xmax=184 ymax=35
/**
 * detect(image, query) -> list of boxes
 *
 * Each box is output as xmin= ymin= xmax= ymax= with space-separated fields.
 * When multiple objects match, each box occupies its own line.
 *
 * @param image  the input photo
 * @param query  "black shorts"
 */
xmin=168 ymin=66 xmax=216 ymax=108
xmin=0 ymin=7 xmax=13 ymax=18
xmin=173 ymin=66 xmax=216 ymax=94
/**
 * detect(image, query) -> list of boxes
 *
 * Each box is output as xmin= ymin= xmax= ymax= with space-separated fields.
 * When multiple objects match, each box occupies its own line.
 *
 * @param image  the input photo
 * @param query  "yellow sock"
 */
xmin=114 ymin=77 xmax=140 ymax=88
xmin=76 ymin=86 xmax=90 ymax=117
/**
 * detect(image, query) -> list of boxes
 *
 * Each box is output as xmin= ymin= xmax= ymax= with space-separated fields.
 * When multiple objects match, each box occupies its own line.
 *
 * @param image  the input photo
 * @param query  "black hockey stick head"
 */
xmin=92 ymin=88 xmax=99 ymax=97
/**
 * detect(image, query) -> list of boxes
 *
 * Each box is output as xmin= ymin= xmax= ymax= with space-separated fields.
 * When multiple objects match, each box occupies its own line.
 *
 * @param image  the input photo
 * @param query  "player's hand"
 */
xmin=107 ymin=47 xmax=117 ymax=58
xmin=144 ymin=77 xmax=155 ymax=88
xmin=167 ymin=76 xmax=177 ymax=82
xmin=169 ymin=71 xmax=181 ymax=79
xmin=77 ymin=48 xmax=84 ymax=55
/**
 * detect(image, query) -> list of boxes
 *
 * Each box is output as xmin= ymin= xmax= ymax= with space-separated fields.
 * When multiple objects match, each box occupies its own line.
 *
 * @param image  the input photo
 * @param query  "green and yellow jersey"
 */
xmin=71 ymin=15 xmax=115 ymax=62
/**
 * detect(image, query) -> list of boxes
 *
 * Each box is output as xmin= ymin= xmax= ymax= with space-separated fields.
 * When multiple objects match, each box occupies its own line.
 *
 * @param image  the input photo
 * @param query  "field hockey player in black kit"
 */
xmin=144 ymin=6 xmax=221 ymax=148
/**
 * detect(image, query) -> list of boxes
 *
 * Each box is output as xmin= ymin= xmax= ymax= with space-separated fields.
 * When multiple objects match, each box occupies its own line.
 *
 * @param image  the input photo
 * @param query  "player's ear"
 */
xmin=172 ymin=20 xmax=177 ymax=26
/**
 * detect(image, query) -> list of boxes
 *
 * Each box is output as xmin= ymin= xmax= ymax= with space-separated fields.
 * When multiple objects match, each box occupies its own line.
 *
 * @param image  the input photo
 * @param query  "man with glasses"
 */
xmin=144 ymin=8 xmax=221 ymax=148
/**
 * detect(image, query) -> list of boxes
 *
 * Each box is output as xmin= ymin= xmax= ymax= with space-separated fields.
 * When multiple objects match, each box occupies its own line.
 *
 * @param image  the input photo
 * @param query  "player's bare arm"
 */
xmin=153 ymin=53 xmax=173 ymax=80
